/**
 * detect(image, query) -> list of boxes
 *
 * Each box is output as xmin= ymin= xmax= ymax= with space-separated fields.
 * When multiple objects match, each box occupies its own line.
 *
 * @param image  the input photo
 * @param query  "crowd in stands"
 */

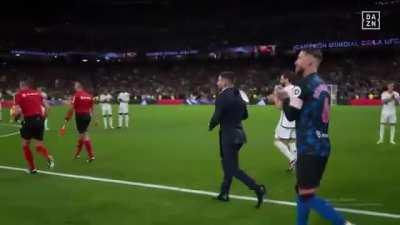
xmin=1 ymin=52 xmax=399 ymax=105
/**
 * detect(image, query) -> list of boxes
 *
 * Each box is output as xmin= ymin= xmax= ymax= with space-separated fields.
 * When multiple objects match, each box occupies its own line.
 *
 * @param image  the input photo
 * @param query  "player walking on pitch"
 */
xmin=63 ymin=82 xmax=96 ymax=162
xmin=277 ymin=49 xmax=353 ymax=225
xmin=99 ymin=90 xmax=114 ymax=129
xmin=377 ymin=82 xmax=399 ymax=144
xmin=269 ymin=71 xmax=299 ymax=171
xmin=14 ymin=78 xmax=55 ymax=173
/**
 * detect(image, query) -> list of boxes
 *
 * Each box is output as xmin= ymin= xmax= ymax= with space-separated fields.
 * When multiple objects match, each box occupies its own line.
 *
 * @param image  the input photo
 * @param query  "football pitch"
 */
xmin=0 ymin=105 xmax=399 ymax=225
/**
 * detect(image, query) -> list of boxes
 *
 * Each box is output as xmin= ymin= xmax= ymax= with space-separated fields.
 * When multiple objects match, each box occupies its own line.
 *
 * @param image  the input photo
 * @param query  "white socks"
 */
xmin=103 ymin=117 xmax=108 ymax=129
xmin=379 ymin=124 xmax=385 ymax=142
xmin=378 ymin=124 xmax=396 ymax=143
xmin=103 ymin=116 xmax=114 ymax=129
xmin=118 ymin=114 xmax=123 ymax=127
xmin=109 ymin=117 xmax=113 ymax=128
xmin=118 ymin=114 xmax=129 ymax=127
xmin=274 ymin=140 xmax=296 ymax=162
xmin=124 ymin=115 xmax=129 ymax=128
xmin=390 ymin=125 xmax=396 ymax=142
xmin=288 ymin=141 xmax=297 ymax=156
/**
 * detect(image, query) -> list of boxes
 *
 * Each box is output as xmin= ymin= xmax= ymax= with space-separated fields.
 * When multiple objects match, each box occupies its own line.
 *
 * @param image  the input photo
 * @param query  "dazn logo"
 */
xmin=362 ymin=11 xmax=381 ymax=30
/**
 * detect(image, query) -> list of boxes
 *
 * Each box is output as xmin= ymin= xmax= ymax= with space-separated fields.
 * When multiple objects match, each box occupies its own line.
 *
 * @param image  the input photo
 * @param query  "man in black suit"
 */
xmin=209 ymin=71 xmax=266 ymax=208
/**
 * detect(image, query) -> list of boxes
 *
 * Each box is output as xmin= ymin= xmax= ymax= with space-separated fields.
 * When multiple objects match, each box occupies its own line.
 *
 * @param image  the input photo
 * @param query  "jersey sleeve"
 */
xmin=282 ymin=83 xmax=307 ymax=122
xmin=209 ymin=95 xmax=225 ymax=130
xmin=14 ymin=93 xmax=21 ymax=106
xmin=71 ymin=94 xmax=77 ymax=108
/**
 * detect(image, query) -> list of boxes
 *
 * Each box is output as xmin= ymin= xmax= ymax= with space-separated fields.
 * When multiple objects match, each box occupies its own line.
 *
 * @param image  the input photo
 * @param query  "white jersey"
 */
xmin=118 ymin=92 xmax=130 ymax=114
xmin=279 ymin=84 xmax=300 ymax=128
xmin=381 ymin=91 xmax=399 ymax=114
xmin=275 ymin=84 xmax=301 ymax=139
xmin=100 ymin=94 xmax=113 ymax=106
xmin=100 ymin=93 xmax=113 ymax=115
xmin=118 ymin=92 xmax=130 ymax=103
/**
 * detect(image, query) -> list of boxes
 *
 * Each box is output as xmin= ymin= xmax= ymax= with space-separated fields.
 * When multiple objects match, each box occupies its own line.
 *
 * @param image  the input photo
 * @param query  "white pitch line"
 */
xmin=335 ymin=203 xmax=384 ymax=207
xmin=0 ymin=123 xmax=22 ymax=128
xmin=0 ymin=165 xmax=399 ymax=219
xmin=0 ymin=131 xmax=19 ymax=138
xmin=0 ymin=123 xmax=21 ymax=138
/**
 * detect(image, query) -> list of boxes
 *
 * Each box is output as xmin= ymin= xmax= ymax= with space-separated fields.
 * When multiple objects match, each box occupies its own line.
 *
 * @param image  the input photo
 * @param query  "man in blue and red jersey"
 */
xmin=64 ymin=81 xmax=96 ymax=162
xmin=14 ymin=78 xmax=55 ymax=174
xmin=276 ymin=49 xmax=353 ymax=225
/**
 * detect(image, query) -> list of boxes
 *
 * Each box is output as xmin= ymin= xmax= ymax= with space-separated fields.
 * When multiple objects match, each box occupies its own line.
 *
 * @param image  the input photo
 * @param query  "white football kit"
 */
xmin=118 ymin=92 xmax=130 ymax=128
xmin=274 ymin=84 xmax=301 ymax=139
xmin=118 ymin=92 xmax=130 ymax=114
xmin=100 ymin=94 xmax=113 ymax=116
xmin=380 ymin=91 xmax=399 ymax=124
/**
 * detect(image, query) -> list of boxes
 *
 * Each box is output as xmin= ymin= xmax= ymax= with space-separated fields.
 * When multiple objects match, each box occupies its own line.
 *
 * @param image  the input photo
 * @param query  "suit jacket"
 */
xmin=209 ymin=87 xmax=248 ymax=145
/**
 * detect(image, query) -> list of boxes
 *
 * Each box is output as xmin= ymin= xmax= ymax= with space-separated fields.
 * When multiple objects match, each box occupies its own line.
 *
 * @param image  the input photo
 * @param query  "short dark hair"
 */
xmin=302 ymin=49 xmax=323 ymax=63
xmin=219 ymin=71 xmax=236 ymax=83
xmin=281 ymin=70 xmax=296 ymax=83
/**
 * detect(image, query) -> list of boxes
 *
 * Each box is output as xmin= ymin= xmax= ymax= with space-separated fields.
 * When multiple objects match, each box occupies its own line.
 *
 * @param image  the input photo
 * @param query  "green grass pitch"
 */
xmin=0 ymin=105 xmax=399 ymax=225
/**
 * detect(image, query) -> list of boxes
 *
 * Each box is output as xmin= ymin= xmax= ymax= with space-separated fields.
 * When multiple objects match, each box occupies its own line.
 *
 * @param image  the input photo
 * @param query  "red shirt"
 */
xmin=72 ymin=90 xmax=94 ymax=114
xmin=15 ymin=88 xmax=44 ymax=117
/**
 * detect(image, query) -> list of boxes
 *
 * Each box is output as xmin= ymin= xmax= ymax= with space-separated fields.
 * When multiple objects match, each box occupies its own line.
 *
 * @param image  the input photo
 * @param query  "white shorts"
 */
xmin=119 ymin=103 xmax=129 ymax=114
xmin=101 ymin=104 xmax=112 ymax=116
xmin=275 ymin=124 xmax=296 ymax=140
xmin=381 ymin=112 xmax=397 ymax=124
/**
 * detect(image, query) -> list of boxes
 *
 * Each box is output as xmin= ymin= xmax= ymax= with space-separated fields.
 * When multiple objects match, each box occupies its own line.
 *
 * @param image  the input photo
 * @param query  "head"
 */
xmin=387 ymin=82 xmax=395 ymax=92
xmin=19 ymin=78 xmax=34 ymax=90
xmin=74 ymin=81 xmax=83 ymax=91
xmin=217 ymin=71 xmax=235 ymax=91
xmin=279 ymin=70 xmax=295 ymax=86
xmin=294 ymin=49 xmax=323 ymax=76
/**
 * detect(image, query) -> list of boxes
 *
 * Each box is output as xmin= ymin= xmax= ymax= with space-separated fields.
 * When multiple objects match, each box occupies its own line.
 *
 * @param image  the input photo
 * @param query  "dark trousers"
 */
xmin=219 ymin=142 xmax=258 ymax=195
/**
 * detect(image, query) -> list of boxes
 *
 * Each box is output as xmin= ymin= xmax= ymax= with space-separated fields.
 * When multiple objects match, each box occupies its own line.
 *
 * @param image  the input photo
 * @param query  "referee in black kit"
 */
xmin=209 ymin=71 xmax=266 ymax=208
